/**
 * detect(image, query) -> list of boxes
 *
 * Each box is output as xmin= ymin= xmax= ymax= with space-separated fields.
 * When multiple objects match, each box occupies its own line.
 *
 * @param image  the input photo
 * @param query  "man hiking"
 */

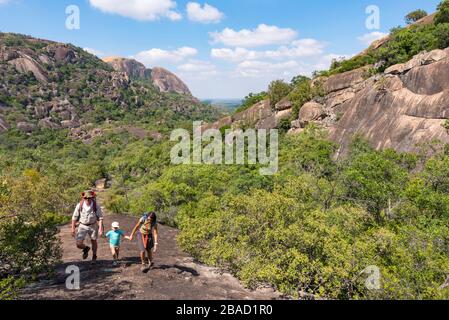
xmin=71 ymin=190 xmax=104 ymax=263
xmin=129 ymin=212 xmax=158 ymax=272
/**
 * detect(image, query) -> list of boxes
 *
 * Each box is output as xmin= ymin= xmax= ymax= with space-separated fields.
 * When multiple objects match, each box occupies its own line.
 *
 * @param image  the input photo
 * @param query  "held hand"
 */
xmin=125 ymin=236 xmax=131 ymax=241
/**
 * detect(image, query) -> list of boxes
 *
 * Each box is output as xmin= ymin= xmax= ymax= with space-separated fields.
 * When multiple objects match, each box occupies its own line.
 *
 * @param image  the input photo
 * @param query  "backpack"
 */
xmin=76 ymin=198 xmax=100 ymax=222
xmin=141 ymin=212 xmax=157 ymax=226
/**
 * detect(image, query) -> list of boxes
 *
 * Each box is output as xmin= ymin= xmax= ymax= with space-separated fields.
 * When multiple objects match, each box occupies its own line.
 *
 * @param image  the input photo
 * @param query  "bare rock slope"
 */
xmin=203 ymin=48 xmax=449 ymax=156
xmin=103 ymin=56 xmax=151 ymax=80
xmin=151 ymin=67 xmax=192 ymax=96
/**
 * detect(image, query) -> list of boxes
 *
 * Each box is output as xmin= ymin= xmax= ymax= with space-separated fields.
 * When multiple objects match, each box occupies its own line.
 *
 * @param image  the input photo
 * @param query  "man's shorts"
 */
xmin=76 ymin=223 xmax=99 ymax=242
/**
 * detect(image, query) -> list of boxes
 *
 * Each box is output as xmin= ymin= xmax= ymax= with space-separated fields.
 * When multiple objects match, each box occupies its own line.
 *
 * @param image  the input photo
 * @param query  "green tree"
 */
xmin=268 ymin=80 xmax=292 ymax=109
xmin=435 ymin=0 xmax=449 ymax=24
xmin=405 ymin=9 xmax=428 ymax=25
xmin=287 ymin=77 xmax=312 ymax=119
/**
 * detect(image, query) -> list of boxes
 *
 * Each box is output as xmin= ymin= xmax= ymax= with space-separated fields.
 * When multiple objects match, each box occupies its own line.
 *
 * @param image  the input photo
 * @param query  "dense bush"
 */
xmin=436 ymin=0 xmax=449 ymax=24
xmin=175 ymin=131 xmax=449 ymax=299
xmin=0 ymin=170 xmax=70 ymax=299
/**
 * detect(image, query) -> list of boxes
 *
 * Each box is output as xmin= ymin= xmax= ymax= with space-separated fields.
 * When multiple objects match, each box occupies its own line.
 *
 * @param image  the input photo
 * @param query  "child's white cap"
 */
xmin=112 ymin=222 xmax=120 ymax=229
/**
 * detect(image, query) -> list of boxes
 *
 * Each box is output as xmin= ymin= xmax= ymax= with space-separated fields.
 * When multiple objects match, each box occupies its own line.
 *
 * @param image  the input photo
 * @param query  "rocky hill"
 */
xmin=103 ymin=57 xmax=193 ymax=97
xmin=203 ymin=48 xmax=449 ymax=155
xmin=202 ymin=12 xmax=449 ymax=156
xmin=0 ymin=33 xmax=215 ymax=135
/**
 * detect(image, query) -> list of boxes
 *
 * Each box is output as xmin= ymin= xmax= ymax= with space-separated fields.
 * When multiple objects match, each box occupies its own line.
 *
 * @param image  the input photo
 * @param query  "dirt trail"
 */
xmin=21 ymin=191 xmax=282 ymax=300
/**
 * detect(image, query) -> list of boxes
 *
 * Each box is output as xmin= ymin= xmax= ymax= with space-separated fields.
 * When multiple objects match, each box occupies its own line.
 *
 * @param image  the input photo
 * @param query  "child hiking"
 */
xmin=105 ymin=222 xmax=130 ymax=266
xmin=129 ymin=212 xmax=159 ymax=272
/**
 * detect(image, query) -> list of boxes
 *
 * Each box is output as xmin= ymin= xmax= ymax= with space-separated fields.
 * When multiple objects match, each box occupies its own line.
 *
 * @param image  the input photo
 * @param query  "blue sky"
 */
xmin=0 ymin=0 xmax=442 ymax=98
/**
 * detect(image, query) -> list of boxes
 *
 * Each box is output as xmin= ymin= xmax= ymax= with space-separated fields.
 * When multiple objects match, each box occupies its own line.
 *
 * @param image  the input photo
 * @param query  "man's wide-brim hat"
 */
xmin=82 ymin=190 xmax=96 ymax=199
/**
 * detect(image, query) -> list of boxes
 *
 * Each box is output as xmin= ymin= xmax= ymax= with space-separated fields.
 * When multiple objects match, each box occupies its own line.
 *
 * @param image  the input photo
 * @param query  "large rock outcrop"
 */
xmin=103 ymin=57 xmax=192 ymax=96
xmin=8 ymin=54 xmax=49 ymax=83
xmin=150 ymin=67 xmax=192 ymax=96
xmin=103 ymin=57 xmax=151 ymax=80
xmin=202 ymin=48 xmax=449 ymax=157
xmin=328 ymin=49 xmax=449 ymax=156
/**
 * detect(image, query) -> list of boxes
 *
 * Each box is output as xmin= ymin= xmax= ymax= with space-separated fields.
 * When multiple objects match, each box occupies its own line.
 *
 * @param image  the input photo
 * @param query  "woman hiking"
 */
xmin=129 ymin=212 xmax=159 ymax=272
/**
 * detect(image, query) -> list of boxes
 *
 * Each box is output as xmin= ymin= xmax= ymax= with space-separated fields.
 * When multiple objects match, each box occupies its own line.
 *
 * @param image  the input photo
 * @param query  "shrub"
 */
xmin=0 ymin=171 xmax=66 ymax=299
xmin=234 ymin=92 xmax=268 ymax=114
xmin=287 ymin=77 xmax=311 ymax=120
xmin=268 ymin=80 xmax=292 ymax=109
xmin=436 ymin=23 xmax=449 ymax=48
xmin=0 ymin=277 xmax=26 ymax=300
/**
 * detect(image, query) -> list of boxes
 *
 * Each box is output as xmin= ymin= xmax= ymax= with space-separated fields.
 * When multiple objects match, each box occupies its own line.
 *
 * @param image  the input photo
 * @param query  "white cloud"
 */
xmin=236 ymin=60 xmax=300 ymax=78
xmin=210 ymin=24 xmax=298 ymax=48
xmin=167 ymin=11 xmax=183 ymax=21
xmin=178 ymin=60 xmax=218 ymax=79
xmin=265 ymin=39 xmax=325 ymax=59
xmin=132 ymin=47 xmax=198 ymax=65
xmin=187 ymin=2 xmax=224 ymax=24
xmin=84 ymin=48 xmax=104 ymax=57
xmin=211 ymin=48 xmax=259 ymax=62
xmin=89 ymin=0 xmax=182 ymax=21
xmin=357 ymin=31 xmax=388 ymax=46
xmin=211 ymin=39 xmax=325 ymax=62
xmin=178 ymin=60 xmax=215 ymax=72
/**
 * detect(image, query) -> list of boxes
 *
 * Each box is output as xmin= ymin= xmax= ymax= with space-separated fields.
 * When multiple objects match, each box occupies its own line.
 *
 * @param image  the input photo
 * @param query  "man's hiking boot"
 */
xmin=82 ymin=246 xmax=90 ymax=260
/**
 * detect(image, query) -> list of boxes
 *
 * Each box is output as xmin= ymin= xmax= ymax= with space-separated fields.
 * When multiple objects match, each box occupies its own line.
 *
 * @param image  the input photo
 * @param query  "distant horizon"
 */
xmin=201 ymin=98 xmax=243 ymax=101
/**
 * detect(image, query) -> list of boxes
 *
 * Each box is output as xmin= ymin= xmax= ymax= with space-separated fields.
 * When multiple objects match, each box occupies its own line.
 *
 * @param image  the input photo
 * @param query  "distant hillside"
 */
xmin=103 ymin=57 xmax=194 ymax=97
xmin=0 ymin=33 xmax=220 ymax=136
